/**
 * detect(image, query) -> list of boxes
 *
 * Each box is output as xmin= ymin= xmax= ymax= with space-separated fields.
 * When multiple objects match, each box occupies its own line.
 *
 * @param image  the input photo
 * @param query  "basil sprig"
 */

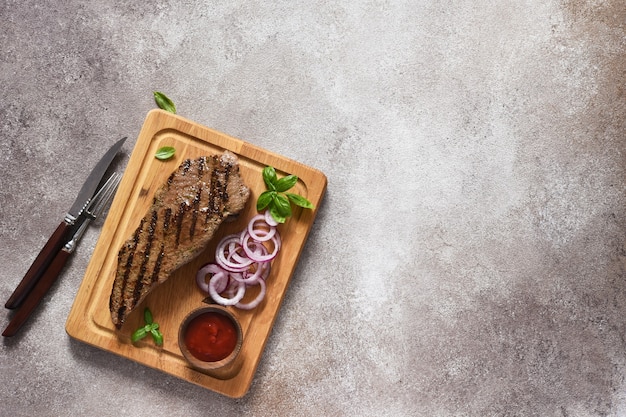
xmin=155 ymin=146 xmax=176 ymax=160
xmin=131 ymin=307 xmax=164 ymax=346
xmin=257 ymin=166 xmax=314 ymax=223
xmin=153 ymin=91 xmax=176 ymax=114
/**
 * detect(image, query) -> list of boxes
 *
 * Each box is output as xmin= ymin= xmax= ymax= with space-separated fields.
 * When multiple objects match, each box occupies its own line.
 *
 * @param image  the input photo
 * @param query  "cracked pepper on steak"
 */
xmin=109 ymin=152 xmax=250 ymax=329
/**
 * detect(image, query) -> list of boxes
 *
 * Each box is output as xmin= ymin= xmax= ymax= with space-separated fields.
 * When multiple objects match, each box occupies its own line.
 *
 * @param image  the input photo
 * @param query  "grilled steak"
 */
xmin=109 ymin=152 xmax=250 ymax=329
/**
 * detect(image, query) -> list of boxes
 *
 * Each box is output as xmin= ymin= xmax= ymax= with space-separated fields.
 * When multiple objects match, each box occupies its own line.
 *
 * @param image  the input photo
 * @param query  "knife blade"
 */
xmin=4 ymin=137 xmax=126 ymax=309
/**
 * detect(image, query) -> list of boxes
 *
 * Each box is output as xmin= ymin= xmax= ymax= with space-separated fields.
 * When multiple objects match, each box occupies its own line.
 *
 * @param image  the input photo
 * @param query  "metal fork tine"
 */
xmin=86 ymin=172 xmax=122 ymax=219
xmin=63 ymin=172 xmax=121 ymax=253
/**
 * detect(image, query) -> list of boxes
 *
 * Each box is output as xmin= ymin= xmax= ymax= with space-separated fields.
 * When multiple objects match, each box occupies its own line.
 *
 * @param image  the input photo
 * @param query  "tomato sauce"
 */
xmin=183 ymin=312 xmax=238 ymax=362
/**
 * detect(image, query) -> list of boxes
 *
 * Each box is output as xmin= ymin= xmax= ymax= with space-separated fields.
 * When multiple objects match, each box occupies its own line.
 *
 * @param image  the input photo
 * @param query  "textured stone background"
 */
xmin=2 ymin=1 xmax=626 ymax=416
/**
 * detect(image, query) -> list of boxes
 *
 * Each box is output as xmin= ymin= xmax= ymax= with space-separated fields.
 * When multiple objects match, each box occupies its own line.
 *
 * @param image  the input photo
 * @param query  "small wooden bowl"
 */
xmin=178 ymin=306 xmax=243 ymax=373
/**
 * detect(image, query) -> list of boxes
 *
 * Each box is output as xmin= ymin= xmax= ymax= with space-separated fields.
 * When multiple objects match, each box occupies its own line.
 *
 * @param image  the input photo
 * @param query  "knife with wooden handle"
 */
xmin=4 ymin=137 xmax=126 ymax=310
xmin=2 ymin=248 xmax=72 ymax=337
xmin=3 ymin=172 xmax=121 ymax=337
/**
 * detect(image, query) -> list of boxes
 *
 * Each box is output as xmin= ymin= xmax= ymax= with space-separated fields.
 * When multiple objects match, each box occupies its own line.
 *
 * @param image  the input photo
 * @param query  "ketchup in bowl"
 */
xmin=184 ymin=311 xmax=238 ymax=361
xmin=178 ymin=306 xmax=243 ymax=372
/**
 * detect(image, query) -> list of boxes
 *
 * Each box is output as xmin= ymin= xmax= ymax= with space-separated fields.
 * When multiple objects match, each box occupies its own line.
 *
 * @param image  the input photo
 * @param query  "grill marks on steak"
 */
xmin=109 ymin=152 xmax=250 ymax=329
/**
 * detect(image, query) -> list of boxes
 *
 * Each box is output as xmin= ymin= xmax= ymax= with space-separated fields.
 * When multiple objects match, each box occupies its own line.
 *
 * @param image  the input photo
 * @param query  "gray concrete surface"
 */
xmin=2 ymin=1 xmax=626 ymax=416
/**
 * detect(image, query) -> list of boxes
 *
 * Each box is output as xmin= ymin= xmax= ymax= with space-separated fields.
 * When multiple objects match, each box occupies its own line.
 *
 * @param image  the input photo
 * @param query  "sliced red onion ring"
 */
xmin=232 ymin=259 xmax=270 ymax=284
xmin=264 ymin=209 xmax=279 ymax=227
xmin=216 ymin=234 xmax=253 ymax=272
xmin=242 ymin=233 xmax=280 ymax=262
xmin=212 ymin=271 xmax=230 ymax=294
xmin=248 ymin=214 xmax=276 ymax=242
xmin=196 ymin=263 xmax=228 ymax=293
xmin=209 ymin=274 xmax=245 ymax=305
xmin=235 ymin=277 xmax=266 ymax=310
xmin=259 ymin=262 xmax=271 ymax=280
xmin=242 ymin=239 xmax=268 ymax=258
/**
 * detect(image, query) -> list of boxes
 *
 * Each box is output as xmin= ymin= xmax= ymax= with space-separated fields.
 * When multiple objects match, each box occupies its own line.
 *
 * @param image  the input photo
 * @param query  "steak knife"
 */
xmin=2 ymin=173 xmax=122 ymax=337
xmin=4 ymin=137 xmax=126 ymax=309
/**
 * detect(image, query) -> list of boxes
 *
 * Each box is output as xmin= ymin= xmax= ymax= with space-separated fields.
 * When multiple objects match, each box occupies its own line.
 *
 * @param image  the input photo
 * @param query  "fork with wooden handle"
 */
xmin=3 ymin=172 xmax=122 ymax=337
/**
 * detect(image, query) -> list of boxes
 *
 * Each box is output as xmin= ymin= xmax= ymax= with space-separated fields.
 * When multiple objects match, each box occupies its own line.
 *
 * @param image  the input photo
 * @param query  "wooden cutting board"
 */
xmin=66 ymin=109 xmax=327 ymax=398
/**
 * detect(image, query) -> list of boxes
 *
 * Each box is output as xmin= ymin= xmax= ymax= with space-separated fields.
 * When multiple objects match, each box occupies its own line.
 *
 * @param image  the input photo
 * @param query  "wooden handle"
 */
xmin=2 ymin=249 xmax=72 ymax=337
xmin=4 ymin=222 xmax=70 ymax=309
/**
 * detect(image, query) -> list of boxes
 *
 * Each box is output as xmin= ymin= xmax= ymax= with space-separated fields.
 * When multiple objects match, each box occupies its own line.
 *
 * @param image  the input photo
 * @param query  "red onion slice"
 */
xmin=209 ymin=274 xmax=245 ymax=305
xmin=248 ymin=214 xmax=276 ymax=242
xmin=233 ymin=259 xmax=270 ymax=284
xmin=196 ymin=263 xmax=228 ymax=293
xmin=242 ymin=233 xmax=280 ymax=262
xmin=264 ymin=209 xmax=279 ymax=227
xmin=235 ymin=277 xmax=267 ymax=310
xmin=216 ymin=234 xmax=253 ymax=272
xmin=212 ymin=271 xmax=230 ymax=294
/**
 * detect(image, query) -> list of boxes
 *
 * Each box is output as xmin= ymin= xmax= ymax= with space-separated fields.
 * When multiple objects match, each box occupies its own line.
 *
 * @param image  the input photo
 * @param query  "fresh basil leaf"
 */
xmin=155 ymin=146 xmax=176 ymax=160
xmin=286 ymin=192 xmax=314 ymax=209
xmin=272 ymin=193 xmax=292 ymax=217
xmin=256 ymin=190 xmax=275 ymax=211
xmin=131 ymin=327 xmax=148 ymax=343
xmin=269 ymin=204 xmax=287 ymax=223
xmin=257 ymin=165 xmax=314 ymax=222
xmin=143 ymin=308 xmax=153 ymax=324
xmin=262 ymin=166 xmax=277 ymax=190
xmin=132 ymin=307 xmax=163 ymax=345
xmin=153 ymin=91 xmax=176 ymax=113
xmin=151 ymin=328 xmax=163 ymax=346
xmin=274 ymin=174 xmax=298 ymax=192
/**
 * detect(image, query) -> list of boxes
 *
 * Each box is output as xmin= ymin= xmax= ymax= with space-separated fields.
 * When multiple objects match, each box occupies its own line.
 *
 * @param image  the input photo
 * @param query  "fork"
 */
xmin=2 ymin=172 xmax=122 ymax=337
